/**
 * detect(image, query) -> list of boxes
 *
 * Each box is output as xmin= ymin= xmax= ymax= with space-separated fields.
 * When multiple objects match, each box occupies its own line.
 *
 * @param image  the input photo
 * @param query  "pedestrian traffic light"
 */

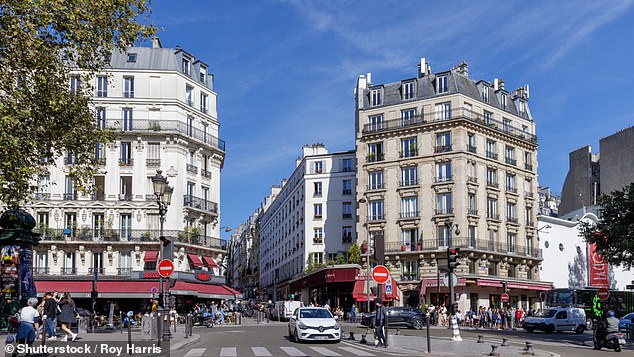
xmin=503 ymin=281 xmax=508 ymax=293
xmin=447 ymin=247 xmax=460 ymax=272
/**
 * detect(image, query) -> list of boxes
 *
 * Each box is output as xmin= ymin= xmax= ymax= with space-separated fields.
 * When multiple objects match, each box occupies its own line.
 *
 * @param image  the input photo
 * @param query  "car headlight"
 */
xmin=334 ymin=323 xmax=340 ymax=330
xmin=298 ymin=321 xmax=308 ymax=330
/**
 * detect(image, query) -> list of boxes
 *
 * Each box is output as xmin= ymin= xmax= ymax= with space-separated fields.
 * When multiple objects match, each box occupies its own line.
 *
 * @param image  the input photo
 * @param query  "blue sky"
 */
xmin=149 ymin=0 xmax=634 ymax=238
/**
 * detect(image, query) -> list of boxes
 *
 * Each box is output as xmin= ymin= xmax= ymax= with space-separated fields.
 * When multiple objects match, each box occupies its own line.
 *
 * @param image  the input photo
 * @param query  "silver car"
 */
xmin=288 ymin=307 xmax=341 ymax=342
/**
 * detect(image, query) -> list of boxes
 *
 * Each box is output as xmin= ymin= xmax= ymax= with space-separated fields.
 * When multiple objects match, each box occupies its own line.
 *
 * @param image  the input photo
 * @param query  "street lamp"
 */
xmin=358 ymin=197 xmax=371 ymax=314
xmin=152 ymin=170 xmax=174 ymax=336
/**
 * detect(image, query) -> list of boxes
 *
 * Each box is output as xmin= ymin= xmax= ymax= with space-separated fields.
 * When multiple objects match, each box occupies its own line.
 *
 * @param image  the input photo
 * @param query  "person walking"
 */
xmin=42 ymin=291 xmax=58 ymax=339
xmin=349 ymin=304 xmax=356 ymax=323
xmin=58 ymin=292 xmax=78 ymax=342
xmin=374 ymin=299 xmax=387 ymax=348
xmin=16 ymin=298 xmax=40 ymax=345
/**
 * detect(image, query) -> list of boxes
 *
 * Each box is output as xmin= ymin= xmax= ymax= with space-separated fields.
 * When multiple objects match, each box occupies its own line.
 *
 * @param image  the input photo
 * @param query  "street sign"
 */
xmin=442 ymin=272 xmax=458 ymax=287
xmin=626 ymin=285 xmax=634 ymax=290
xmin=371 ymin=265 xmax=390 ymax=284
xmin=157 ymin=259 xmax=175 ymax=278
xmin=151 ymin=287 xmax=158 ymax=294
xmin=597 ymin=287 xmax=610 ymax=300
xmin=501 ymin=293 xmax=509 ymax=302
xmin=385 ymin=284 xmax=393 ymax=295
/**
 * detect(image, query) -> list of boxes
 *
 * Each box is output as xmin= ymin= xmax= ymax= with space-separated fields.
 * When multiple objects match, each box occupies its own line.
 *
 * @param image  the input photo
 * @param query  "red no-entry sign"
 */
xmin=371 ymin=265 xmax=390 ymax=284
xmin=501 ymin=293 xmax=509 ymax=302
xmin=157 ymin=259 xmax=175 ymax=278
xmin=597 ymin=287 xmax=610 ymax=301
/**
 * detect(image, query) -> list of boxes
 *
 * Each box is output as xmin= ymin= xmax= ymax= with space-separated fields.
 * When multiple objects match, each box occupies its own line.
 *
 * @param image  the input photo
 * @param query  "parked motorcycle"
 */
xmin=193 ymin=312 xmax=214 ymax=328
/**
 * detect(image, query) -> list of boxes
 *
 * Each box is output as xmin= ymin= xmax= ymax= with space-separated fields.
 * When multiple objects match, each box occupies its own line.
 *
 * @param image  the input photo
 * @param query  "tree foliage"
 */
xmin=580 ymin=183 xmax=634 ymax=269
xmin=567 ymin=247 xmax=586 ymax=289
xmin=347 ymin=243 xmax=361 ymax=265
xmin=0 ymin=0 xmax=154 ymax=207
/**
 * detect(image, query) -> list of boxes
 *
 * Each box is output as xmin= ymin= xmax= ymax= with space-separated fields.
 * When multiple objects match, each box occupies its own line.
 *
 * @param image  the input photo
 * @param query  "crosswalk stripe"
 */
xmin=219 ymin=347 xmax=237 ymax=357
xmin=338 ymin=346 xmax=375 ymax=356
xmin=309 ymin=346 xmax=342 ymax=356
xmin=279 ymin=346 xmax=308 ymax=356
xmin=251 ymin=347 xmax=272 ymax=356
xmin=183 ymin=348 xmax=206 ymax=357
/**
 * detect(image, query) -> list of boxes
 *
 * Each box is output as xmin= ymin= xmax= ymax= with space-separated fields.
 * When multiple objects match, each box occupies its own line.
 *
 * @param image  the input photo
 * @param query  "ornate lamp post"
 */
xmin=151 ymin=170 xmax=173 ymax=308
xmin=358 ymin=197 xmax=371 ymax=313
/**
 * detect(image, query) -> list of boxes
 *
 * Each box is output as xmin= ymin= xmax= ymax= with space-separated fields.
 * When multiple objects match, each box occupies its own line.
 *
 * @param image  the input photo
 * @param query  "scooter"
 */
xmin=594 ymin=319 xmax=626 ymax=352
xmin=193 ymin=312 xmax=214 ymax=328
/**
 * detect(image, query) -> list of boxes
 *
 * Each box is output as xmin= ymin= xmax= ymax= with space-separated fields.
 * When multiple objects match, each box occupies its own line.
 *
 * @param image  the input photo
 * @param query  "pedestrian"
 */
xmin=43 ymin=291 xmax=58 ymax=339
xmin=440 ymin=304 xmax=447 ymax=327
xmin=16 ymin=297 xmax=40 ymax=345
xmin=500 ymin=308 xmax=507 ymax=330
xmin=350 ymin=304 xmax=357 ymax=323
xmin=374 ymin=299 xmax=387 ymax=348
xmin=58 ymin=292 xmax=78 ymax=342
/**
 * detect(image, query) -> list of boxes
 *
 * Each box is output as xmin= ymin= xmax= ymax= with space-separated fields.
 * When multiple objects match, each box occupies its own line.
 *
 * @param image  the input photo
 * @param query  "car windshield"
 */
xmin=534 ymin=309 xmax=557 ymax=318
xmin=622 ymin=313 xmax=634 ymax=320
xmin=299 ymin=309 xmax=332 ymax=319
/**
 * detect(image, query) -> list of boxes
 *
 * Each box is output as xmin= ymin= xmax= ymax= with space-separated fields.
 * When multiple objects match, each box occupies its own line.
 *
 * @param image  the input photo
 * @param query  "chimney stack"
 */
xmin=418 ymin=57 xmax=431 ymax=78
xmin=151 ymin=36 xmax=162 ymax=49
xmin=452 ymin=62 xmax=468 ymax=77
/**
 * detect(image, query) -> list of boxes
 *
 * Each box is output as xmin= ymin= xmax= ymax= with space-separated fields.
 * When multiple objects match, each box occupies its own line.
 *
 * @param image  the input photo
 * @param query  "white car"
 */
xmin=288 ymin=307 xmax=341 ymax=342
xmin=523 ymin=307 xmax=586 ymax=334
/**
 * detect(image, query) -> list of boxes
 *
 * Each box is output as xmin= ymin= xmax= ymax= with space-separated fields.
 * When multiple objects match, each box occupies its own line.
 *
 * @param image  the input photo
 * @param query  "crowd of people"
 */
xmin=422 ymin=303 xmax=534 ymax=329
xmin=193 ymin=300 xmax=243 ymax=325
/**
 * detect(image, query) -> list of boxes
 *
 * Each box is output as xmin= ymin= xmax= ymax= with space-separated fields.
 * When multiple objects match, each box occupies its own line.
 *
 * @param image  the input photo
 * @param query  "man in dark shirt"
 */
xmin=42 ymin=292 xmax=57 ymax=339
xmin=374 ymin=299 xmax=387 ymax=348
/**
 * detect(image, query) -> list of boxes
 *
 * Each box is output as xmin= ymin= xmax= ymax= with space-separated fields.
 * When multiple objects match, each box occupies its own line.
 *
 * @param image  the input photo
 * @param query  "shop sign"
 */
xmin=589 ymin=243 xmax=609 ymax=287
xmin=196 ymin=272 xmax=211 ymax=281
xmin=143 ymin=271 xmax=160 ymax=278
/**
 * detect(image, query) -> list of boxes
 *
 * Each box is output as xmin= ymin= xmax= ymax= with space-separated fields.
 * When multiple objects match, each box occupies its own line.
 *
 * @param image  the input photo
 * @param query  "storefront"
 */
xmin=289 ymin=264 xmax=360 ymax=311
xmin=351 ymin=275 xmax=400 ymax=311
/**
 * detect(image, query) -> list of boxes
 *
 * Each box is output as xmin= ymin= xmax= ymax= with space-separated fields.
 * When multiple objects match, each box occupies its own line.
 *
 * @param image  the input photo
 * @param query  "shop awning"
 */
xmin=203 ymin=256 xmax=218 ymax=268
xmin=144 ymin=251 xmax=159 ymax=262
xmin=352 ymin=277 xmax=399 ymax=302
xmin=188 ymin=253 xmax=203 ymax=267
xmin=171 ymin=281 xmax=234 ymax=299
xmin=223 ymin=285 xmax=244 ymax=299
xmin=35 ymin=280 xmax=160 ymax=299
xmin=507 ymin=282 xmax=553 ymax=291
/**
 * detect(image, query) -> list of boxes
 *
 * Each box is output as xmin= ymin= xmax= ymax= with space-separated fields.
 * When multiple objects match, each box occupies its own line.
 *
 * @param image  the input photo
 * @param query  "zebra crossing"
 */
xmin=181 ymin=343 xmax=402 ymax=357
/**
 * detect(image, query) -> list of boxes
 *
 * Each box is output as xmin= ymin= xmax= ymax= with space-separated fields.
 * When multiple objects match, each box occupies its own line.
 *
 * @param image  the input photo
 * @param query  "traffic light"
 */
xmin=447 ymin=247 xmax=460 ymax=272
xmin=503 ymin=281 xmax=508 ymax=293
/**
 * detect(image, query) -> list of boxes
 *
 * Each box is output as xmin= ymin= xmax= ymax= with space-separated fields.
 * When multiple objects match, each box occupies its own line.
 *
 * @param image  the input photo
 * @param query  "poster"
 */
xmin=589 ymin=243 xmax=609 ymax=287
xmin=0 ymin=245 xmax=20 ymax=329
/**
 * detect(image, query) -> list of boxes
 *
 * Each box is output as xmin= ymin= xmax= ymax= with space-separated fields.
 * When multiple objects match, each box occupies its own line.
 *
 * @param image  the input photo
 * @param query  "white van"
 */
xmin=523 ymin=307 xmax=586 ymax=334
xmin=273 ymin=301 xmax=302 ymax=321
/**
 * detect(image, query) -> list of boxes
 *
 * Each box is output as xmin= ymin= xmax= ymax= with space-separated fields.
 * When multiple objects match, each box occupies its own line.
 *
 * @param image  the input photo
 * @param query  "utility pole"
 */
xmin=447 ymin=247 xmax=462 ymax=341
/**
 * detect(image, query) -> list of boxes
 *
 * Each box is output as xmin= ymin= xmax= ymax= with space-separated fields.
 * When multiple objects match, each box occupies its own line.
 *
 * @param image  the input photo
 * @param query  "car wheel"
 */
xmin=545 ymin=325 xmax=555 ymax=334
xmin=288 ymin=327 xmax=295 ymax=341
xmin=575 ymin=325 xmax=585 ymax=334
xmin=614 ymin=345 xmax=621 ymax=352
xmin=411 ymin=319 xmax=424 ymax=330
xmin=294 ymin=329 xmax=300 ymax=343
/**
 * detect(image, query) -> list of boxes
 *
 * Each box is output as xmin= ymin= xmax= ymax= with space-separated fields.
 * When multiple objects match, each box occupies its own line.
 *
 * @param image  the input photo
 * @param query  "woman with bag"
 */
xmin=58 ymin=292 xmax=78 ymax=342
xmin=16 ymin=298 xmax=40 ymax=345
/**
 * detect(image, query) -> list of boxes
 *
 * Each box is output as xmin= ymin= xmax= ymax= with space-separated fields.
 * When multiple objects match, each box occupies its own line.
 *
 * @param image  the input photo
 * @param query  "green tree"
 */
xmin=580 ymin=183 xmax=634 ymax=269
xmin=0 ymin=0 xmax=154 ymax=207
xmin=347 ymin=243 xmax=361 ymax=265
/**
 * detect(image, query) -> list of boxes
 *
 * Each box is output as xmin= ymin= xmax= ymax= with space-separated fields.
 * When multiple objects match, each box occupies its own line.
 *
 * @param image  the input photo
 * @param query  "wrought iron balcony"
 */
xmin=391 ymin=237 xmax=542 ymax=259
xmin=119 ymin=158 xmax=134 ymax=166
xmin=467 ymin=209 xmax=478 ymax=216
xmin=88 ymin=267 xmax=105 ymax=275
xmin=487 ymin=213 xmax=501 ymax=221
xmin=507 ymin=217 xmax=519 ymax=224
xmin=368 ymin=214 xmax=385 ymax=222
xmin=202 ymin=169 xmax=212 ymax=178
xmin=486 ymin=181 xmax=499 ymax=188
xmin=312 ymin=237 xmax=323 ymax=244
xmin=525 ymin=163 xmax=533 ymax=171
xmin=366 ymin=153 xmax=384 ymax=163
xmin=117 ymin=268 xmax=132 ymax=276
xmin=505 ymin=157 xmax=517 ymax=166
xmin=63 ymin=192 xmax=77 ymax=200
xmin=385 ymin=241 xmax=427 ymax=253
xmin=434 ymin=208 xmax=454 ymax=216
xmin=434 ymin=145 xmax=452 ymax=153
xmin=34 ymin=193 xmax=51 ymax=200
xmin=467 ymin=176 xmax=478 ymax=184
xmin=486 ymin=151 xmax=498 ymax=160
xmin=183 ymin=195 xmax=218 ymax=215
xmin=146 ymin=159 xmax=160 ymax=167
xmin=399 ymin=211 xmax=420 ymax=219
xmin=399 ymin=179 xmax=418 ymax=187
xmin=62 ymin=267 xmax=77 ymax=275
xmin=367 ymin=183 xmax=385 ymax=190
xmin=506 ymin=186 xmax=518 ymax=194
xmin=467 ymin=145 xmax=477 ymax=153
xmin=186 ymin=164 xmax=198 ymax=174
xmin=34 ymin=267 xmax=49 ymax=275
xmin=433 ymin=176 xmax=453 ymax=183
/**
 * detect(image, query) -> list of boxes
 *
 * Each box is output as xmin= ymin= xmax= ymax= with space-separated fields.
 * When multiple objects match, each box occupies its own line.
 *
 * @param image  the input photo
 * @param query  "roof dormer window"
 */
xmin=182 ymin=58 xmax=191 ymax=75
xmin=403 ymin=81 xmax=415 ymax=100
xmin=370 ymin=88 xmax=383 ymax=106
xmin=482 ymin=86 xmax=489 ymax=102
xmin=437 ymin=75 xmax=448 ymax=94
xmin=199 ymin=67 xmax=207 ymax=84
xmin=126 ymin=53 xmax=137 ymax=63
xmin=500 ymin=94 xmax=507 ymax=109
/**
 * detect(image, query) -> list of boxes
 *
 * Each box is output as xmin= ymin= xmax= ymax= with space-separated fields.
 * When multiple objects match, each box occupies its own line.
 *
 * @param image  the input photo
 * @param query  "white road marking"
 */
xmin=279 ymin=346 xmax=308 ymax=356
xmin=183 ymin=348 xmax=206 ymax=357
xmin=251 ymin=347 xmax=272 ymax=356
xmin=338 ymin=346 xmax=375 ymax=356
xmin=309 ymin=346 xmax=342 ymax=356
xmin=219 ymin=347 xmax=237 ymax=357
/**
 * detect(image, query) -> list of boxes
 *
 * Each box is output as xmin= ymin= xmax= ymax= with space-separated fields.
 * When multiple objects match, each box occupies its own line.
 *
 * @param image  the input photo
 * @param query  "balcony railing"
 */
xmin=525 ymin=163 xmax=533 ymax=171
xmin=361 ymin=107 xmax=537 ymax=143
xmin=118 ymin=267 xmax=132 ymax=276
xmin=146 ymin=159 xmax=161 ymax=167
xmin=183 ymin=195 xmax=218 ymax=215
xmin=433 ymin=176 xmax=453 ymax=183
xmin=505 ymin=157 xmax=517 ymax=166
xmin=119 ymin=193 xmax=133 ymax=201
xmin=399 ymin=211 xmax=420 ymax=219
xmin=397 ymin=237 xmax=542 ymax=258
xmin=486 ymin=151 xmax=498 ymax=160
xmin=507 ymin=217 xmax=519 ymax=224
xmin=91 ymin=193 xmax=105 ymax=201
xmin=467 ymin=145 xmax=477 ymax=153
xmin=487 ymin=213 xmax=501 ymax=221
xmin=88 ymin=267 xmax=105 ymax=275
xmin=62 ymin=267 xmax=76 ymax=275
xmin=467 ymin=176 xmax=478 ymax=184
xmin=63 ymin=192 xmax=77 ymax=200
xmin=506 ymin=186 xmax=518 ymax=194
xmin=342 ymin=236 xmax=353 ymax=243
xmin=434 ymin=208 xmax=454 ymax=216
xmin=34 ymin=193 xmax=51 ymax=200
xmin=34 ymin=267 xmax=49 ymax=275
xmin=202 ymin=169 xmax=212 ymax=178
xmin=368 ymin=214 xmax=385 ymax=222
xmin=313 ymin=238 xmax=323 ymax=244
xmin=401 ymin=274 xmax=420 ymax=281
xmin=366 ymin=153 xmax=384 ymax=163
xmin=367 ymin=183 xmax=385 ymax=190
xmin=434 ymin=145 xmax=452 ymax=153
xmin=102 ymin=118 xmax=226 ymax=152
xmin=385 ymin=241 xmax=427 ymax=253
xmin=186 ymin=164 xmax=198 ymax=174
xmin=399 ymin=179 xmax=418 ymax=187
xmin=119 ymin=158 xmax=134 ymax=166
xmin=486 ymin=181 xmax=499 ymax=188
xmin=124 ymin=91 xmax=134 ymax=98
xmin=467 ymin=209 xmax=478 ymax=216
xmin=34 ymin=227 xmax=226 ymax=249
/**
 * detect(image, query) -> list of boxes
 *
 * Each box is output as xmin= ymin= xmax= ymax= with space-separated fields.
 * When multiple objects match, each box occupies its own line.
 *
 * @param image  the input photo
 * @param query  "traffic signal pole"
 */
xmin=448 ymin=248 xmax=462 ymax=342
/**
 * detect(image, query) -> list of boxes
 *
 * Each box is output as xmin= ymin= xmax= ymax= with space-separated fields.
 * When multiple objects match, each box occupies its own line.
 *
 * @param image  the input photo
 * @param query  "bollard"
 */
xmin=501 ymin=338 xmax=508 ymax=346
xmin=347 ymin=331 xmax=355 ymax=340
xmin=360 ymin=334 xmax=367 ymax=344
xmin=477 ymin=335 xmax=485 ymax=343
xmin=489 ymin=345 xmax=500 ymax=356
xmin=524 ymin=341 xmax=534 ymax=355
xmin=157 ymin=313 xmax=162 ymax=347
xmin=42 ymin=315 xmax=47 ymax=346
xmin=426 ymin=315 xmax=431 ymax=354
xmin=120 ymin=311 xmax=123 ymax=334
xmin=127 ymin=319 xmax=132 ymax=353
xmin=395 ymin=328 xmax=400 ymax=335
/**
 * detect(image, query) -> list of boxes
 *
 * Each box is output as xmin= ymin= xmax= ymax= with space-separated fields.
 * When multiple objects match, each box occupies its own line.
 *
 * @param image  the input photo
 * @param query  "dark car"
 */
xmin=361 ymin=307 xmax=426 ymax=330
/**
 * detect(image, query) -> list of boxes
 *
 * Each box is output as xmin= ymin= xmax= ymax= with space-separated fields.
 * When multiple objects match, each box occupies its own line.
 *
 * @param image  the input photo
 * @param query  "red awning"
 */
xmin=171 ymin=281 xmax=234 ymax=299
xmin=188 ymin=253 xmax=203 ymax=267
xmin=222 ymin=285 xmax=244 ymax=299
xmin=144 ymin=251 xmax=159 ymax=262
xmin=382 ymin=282 xmax=400 ymax=301
xmin=477 ymin=279 xmax=504 ymax=288
xmin=203 ymin=256 xmax=218 ymax=268
xmin=352 ymin=277 xmax=399 ymax=302
xmin=35 ymin=280 xmax=160 ymax=299
xmin=35 ymin=281 xmax=92 ymax=297
xmin=507 ymin=282 xmax=553 ymax=291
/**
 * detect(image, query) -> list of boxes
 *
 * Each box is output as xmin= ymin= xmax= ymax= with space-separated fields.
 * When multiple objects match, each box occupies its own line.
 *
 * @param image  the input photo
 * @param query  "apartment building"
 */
xmin=354 ymin=59 xmax=551 ymax=311
xmin=258 ymin=144 xmax=358 ymax=305
xmin=228 ymin=212 xmax=259 ymax=299
xmin=24 ymin=38 xmax=239 ymax=313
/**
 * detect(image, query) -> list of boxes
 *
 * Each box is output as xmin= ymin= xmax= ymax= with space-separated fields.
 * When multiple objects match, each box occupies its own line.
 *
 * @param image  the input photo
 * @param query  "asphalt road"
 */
xmin=172 ymin=323 xmax=634 ymax=357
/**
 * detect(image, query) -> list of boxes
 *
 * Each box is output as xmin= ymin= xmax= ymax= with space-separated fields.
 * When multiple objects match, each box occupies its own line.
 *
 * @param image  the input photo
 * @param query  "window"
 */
xmin=313 ymin=182 xmax=322 ymax=196
xmin=467 ymin=133 xmax=476 ymax=153
xmin=342 ymin=226 xmax=353 ymax=243
xmin=500 ymin=94 xmax=507 ymax=109
xmin=370 ymin=88 xmax=382 ymax=106
xmin=368 ymin=200 xmax=384 ymax=221
xmin=122 ymin=108 xmax=133 ymax=131
xmin=402 ymin=260 xmax=419 ymax=281
xmin=464 ymin=103 xmax=472 ymax=118
xmin=505 ymin=146 xmax=516 ymax=165
xmin=120 ymin=252 xmax=132 ymax=272
xmin=37 ymin=212 xmax=49 ymax=228
xmin=435 ymin=102 xmax=451 ymax=120
xmin=182 ymin=58 xmax=191 ymax=75
xmin=126 ymin=53 xmax=137 ymax=62
xmin=199 ymin=67 xmax=207 ymax=83
xmin=488 ymin=229 xmax=498 ymax=249
xmin=468 ymin=226 xmax=477 ymax=247
xmin=200 ymin=93 xmax=208 ymax=113
xmin=403 ymin=81 xmax=415 ymax=99
xmin=123 ymin=76 xmax=134 ymax=98
xmin=342 ymin=179 xmax=352 ymax=195
xmin=313 ymin=204 xmax=323 ymax=219
xmin=401 ymin=166 xmax=418 ymax=186
xmin=401 ymin=108 xmax=417 ymax=126
xmin=367 ymin=142 xmax=383 ymax=162
xmin=524 ymin=151 xmax=533 ymax=170
xmin=342 ymin=158 xmax=353 ymax=172
xmin=97 ymin=76 xmax=108 ymax=97
xmin=186 ymin=85 xmax=194 ymax=106
xmin=487 ymin=198 xmax=498 ymax=219
xmin=436 ymin=192 xmax=452 ymax=214
xmin=506 ymin=174 xmax=517 ymax=193
xmin=96 ymin=107 xmax=106 ymax=129
xmin=518 ymin=100 xmax=526 ymax=115
xmin=120 ymin=142 xmax=132 ymax=165
xmin=120 ymin=176 xmax=132 ymax=200
xmin=312 ymin=252 xmax=323 ymax=265
xmin=486 ymin=140 xmax=497 ymax=159
xmin=187 ymin=116 xmax=194 ymax=136
xmin=484 ymin=111 xmax=493 ymax=125
xmin=402 ymin=228 xmax=418 ymax=247
xmin=502 ymin=118 xmax=512 ymax=132
xmin=368 ymin=114 xmax=384 ymax=131
xmin=467 ymin=162 xmax=476 ymax=181
xmin=524 ymin=178 xmax=533 ymax=196
xmin=435 ymin=131 xmax=452 ymax=152
xmin=437 ymin=225 xmax=451 ymax=247
xmin=506 ymin=203 xmax=517 ymax=222
xmin=313 ymin=228 xmax=323 ymax=243
xmin=64 ymin=176 xmax=74 ymax=200
xmin=400 ymin=137 xmax=417 ymax=157
xmin=468 ymin=194 xmax=477 ymax=215
xmin=486 ymin=168 xmax=497 ymax=187
xmin=93 ymin=213 xmax=104 ymax=238
xmin=342 ymin=202 xmax=352 ymax=219
xmin=70 ymin=75 xmax=80 ymax=94
xmin=527 ymin=236 xmax=534 ymax=256
xmin=147 ymin=143 xmax=160 ymax=166
xmin=368 ymin=170 xmax=384 ymax=190
xmin=435 ymin=161 xmax=452 ymax=182
xmin=481 ymin=86 xmax=489 ymax=102
xmin=313 ymin=161 xmax=323 ymax=174
xmin=401 ymin=197 xmax=419 ymax=218
xmin=525 ymin=207 xmax=534 ymax=226
xmin=120 ymin=213 xmax=132 ymax=241
xmin=507 ymin=233 xmax=516 ymax=253
xmin=437 ymin=75 xmax=448 ymax=94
